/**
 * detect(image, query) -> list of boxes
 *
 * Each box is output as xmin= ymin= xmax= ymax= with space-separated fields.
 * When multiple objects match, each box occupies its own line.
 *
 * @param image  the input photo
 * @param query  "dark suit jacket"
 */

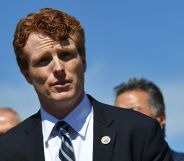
xmin=170 ymin=149 xmax=184 ymax=161
xmin=0 ymin=96 xmax=173 ymax=161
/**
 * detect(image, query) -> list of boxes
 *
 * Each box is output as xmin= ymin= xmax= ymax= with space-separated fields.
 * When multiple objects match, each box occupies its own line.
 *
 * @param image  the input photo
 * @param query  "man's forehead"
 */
xmin=25 ymin=33 xmax=75 ymax=49
xmin=0 ymin=115 xmax=10 ymax=122
xmin=26 ymin=33 xmax=55 ymax=47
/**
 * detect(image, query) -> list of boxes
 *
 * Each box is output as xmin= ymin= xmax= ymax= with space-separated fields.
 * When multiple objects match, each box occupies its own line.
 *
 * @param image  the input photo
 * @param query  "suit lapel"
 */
xmin=88 ymin=95 xmax=116 ymax=161
xmin=93 ymin=120 xmax=116 ymax=161
xmin=23 ymin=111 xmax=45 ymax=161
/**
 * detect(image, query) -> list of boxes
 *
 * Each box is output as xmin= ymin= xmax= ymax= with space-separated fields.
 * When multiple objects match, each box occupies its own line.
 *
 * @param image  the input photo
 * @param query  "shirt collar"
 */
xmin=65 ymin=94 xmax=92 ymax=138
xmin=41 ymin=94 xmax=92 ymax=143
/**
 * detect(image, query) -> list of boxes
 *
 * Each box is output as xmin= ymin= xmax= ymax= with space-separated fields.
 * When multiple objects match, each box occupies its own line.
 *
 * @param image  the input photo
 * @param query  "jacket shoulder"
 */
xmin=0 ymin=112 xmax=41 ymax=147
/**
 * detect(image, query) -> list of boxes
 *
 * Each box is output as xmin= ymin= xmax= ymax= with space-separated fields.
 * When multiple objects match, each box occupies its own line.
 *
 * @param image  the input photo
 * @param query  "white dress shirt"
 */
xmin=41 ymin=94 xmax=93 ymax=161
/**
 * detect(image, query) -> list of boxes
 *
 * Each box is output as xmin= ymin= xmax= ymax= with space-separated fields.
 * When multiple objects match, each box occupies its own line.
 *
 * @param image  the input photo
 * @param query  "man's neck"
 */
xmin=39 ymin=93 xmax=85 ymax=119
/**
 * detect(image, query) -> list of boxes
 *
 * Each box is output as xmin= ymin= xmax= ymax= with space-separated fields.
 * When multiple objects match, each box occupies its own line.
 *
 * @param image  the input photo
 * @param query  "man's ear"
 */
xmin=81 ymin=53 xmax=87 ymax=72
xmin=83 ymin=60 xmax=87 ymax=72
xmin=156 ymin=113 xmax=166 ymax=130
xmin=22 ymin=69 xmax=33 ymax=84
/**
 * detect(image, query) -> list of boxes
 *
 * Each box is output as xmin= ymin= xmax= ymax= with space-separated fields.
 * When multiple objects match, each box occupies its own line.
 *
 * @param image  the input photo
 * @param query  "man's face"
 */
xmin=115 ymin=89 xmax=166 ymax=129
xmin=23 ymin=33 xmax=86 ymax=112
xmin=115 ymin=90 xmax=155 ymax=118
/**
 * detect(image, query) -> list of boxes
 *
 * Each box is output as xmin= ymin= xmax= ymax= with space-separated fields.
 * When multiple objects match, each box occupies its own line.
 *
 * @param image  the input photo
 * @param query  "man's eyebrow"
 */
xmin=56 ymin=48 xmax=77 ymax=54
xmin=31 ymin=51 xmax=51 ymax=62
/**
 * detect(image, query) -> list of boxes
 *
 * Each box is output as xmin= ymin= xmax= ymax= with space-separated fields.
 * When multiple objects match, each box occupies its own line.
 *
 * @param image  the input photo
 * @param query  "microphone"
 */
xmin=5 ymin=153 xmax=28 ymax=161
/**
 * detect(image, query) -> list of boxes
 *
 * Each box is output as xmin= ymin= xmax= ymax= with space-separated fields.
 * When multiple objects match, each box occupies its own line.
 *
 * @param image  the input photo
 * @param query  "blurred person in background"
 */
xmin=114 ymin=77 xmax=184 ymax=161
xmin=0 ymin=107 xmax=20 ymax=136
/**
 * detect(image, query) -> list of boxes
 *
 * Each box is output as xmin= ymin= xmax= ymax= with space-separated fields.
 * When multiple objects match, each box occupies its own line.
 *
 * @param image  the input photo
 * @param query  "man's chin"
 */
xmin=49 ymin=92 xmax=75 ymax=102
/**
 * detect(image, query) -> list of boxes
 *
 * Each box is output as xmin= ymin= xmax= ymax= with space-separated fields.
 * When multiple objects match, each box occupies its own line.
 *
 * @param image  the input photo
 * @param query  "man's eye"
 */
xmin=34 ymin=57 xmax=51 ymax=67
xmin=58 ymin=52 xmax=76 ymax=61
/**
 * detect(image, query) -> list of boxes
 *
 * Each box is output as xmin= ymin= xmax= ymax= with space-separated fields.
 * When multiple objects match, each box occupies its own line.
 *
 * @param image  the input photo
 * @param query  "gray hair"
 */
xmin=114 ymin=77 xmax=165 ymax=118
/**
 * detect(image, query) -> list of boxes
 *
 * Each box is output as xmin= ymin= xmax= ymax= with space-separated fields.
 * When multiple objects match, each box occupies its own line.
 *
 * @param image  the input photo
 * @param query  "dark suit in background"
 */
xmin=171 ymin=149 xmax=184 ymax=161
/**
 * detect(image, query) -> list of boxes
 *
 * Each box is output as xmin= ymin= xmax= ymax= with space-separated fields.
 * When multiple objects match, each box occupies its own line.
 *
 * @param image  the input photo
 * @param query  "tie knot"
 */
xmin=56 ymin=121 xmax=70 ymax=135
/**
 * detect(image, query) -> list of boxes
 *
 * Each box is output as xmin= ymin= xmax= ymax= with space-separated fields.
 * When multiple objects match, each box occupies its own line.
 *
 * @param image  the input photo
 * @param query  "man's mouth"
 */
xmin=51 ymin=80 xmax=71 ymax=90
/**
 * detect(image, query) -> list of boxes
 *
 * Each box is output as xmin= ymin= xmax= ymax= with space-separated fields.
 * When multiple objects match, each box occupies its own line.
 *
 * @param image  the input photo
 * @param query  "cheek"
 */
xmin=68 ymin=60 xmax=85 ymax=80
xmin=74 ymin=64 xmax=85 ymax=83
xmin=34 ymin=76 xmax=47 ymax=86
xmin=30 ymin=69 xmax=48 ymax=85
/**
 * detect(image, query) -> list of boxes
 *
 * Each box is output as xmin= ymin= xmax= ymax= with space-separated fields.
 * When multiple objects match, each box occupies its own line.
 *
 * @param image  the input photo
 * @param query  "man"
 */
xmin=0 ymin=8 xmax=173 ymax=161
xmin=0 ymin=107 xmax=20 ymax=136
xmin=114 ymin=77 xmax=184 ymax=161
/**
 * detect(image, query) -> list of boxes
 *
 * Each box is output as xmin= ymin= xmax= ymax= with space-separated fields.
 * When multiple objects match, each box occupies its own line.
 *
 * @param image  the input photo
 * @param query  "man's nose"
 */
xmin=53 ymin=57 xmax=65 ymax=75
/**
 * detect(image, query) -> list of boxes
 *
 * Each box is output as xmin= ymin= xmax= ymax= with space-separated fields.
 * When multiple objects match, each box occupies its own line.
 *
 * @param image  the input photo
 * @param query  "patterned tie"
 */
xmin=56 ymin=121 xmax=75 ymax=161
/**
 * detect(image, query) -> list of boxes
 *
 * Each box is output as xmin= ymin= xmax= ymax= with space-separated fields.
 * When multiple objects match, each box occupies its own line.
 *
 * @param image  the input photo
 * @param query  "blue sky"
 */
xmin=0 ymin=0 xmax=184 ymax=152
